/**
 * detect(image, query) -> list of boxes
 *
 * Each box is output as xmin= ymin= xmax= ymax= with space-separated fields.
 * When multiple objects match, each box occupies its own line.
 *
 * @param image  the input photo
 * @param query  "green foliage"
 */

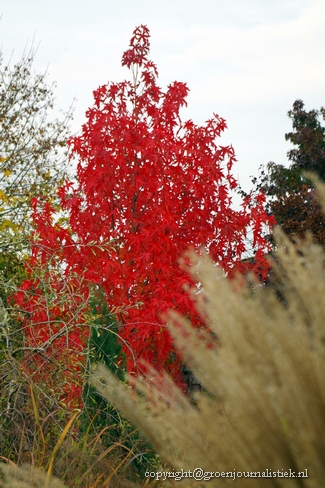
xmin=286 ymin=99 xmax=325 ymax=180
xmin=0 ymin=249 xmax=27 ymax=463
xmin=0 ymin=47 xmax=72 ymax=233
xmin=81 ymin=289 xmax=159 ymax=481
xmin=0 ymin=248 xmax=26 ymax=306
xmin=81 ymin=288 xmax=127 ymax=441
xmin=250 ymin=99 xmax=325 ymax=199
xmin=252 ymin=162 xmax=304 ymax=198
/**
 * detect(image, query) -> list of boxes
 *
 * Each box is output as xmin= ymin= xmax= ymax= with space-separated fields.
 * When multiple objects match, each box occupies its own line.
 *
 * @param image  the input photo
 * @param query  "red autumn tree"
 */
xmin=16 ymin=25 xmax=274 ymax=397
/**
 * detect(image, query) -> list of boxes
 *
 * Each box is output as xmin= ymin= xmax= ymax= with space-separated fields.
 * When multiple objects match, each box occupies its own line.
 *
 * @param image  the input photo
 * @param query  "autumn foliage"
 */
xmin=15 ymin=25 xmax=274 ymax=403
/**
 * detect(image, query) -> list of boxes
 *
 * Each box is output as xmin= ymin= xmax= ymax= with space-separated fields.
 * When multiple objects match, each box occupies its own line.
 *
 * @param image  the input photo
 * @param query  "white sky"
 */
xmin=1 ymin=0 xmax=324 ymax=193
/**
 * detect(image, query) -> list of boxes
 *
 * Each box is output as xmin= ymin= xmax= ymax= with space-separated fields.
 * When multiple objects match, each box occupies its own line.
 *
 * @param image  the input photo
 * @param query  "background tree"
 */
xmin=286 ymin=99 xmax=325 ymax=179
xmin=0 ymin=47 xmax=72 ymax=233
xmin=0 ymin=44 xmax=73 ymax=360
xmin=250 ymin=100 xmax=325 ymax=244
xmin=0 ymin=45 xmax=73 ymax=464
xmin=16 ymin=24 xmax=274 ymax=400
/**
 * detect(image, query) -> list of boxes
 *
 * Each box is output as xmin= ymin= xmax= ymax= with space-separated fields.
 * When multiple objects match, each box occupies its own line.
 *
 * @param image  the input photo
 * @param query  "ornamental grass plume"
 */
xmin=91 ymin=181 xmax=325 ymax=487
xmin=0 ymin=463 xmax=66 ymax=488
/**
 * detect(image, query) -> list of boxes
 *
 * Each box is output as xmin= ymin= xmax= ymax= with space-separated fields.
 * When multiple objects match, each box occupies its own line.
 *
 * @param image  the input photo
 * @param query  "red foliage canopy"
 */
xmin=16 ymin=25 xmax=274 ymax=400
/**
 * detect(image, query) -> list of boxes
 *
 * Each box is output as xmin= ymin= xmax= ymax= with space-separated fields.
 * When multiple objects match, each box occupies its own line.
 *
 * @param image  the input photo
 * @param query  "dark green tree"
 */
xmin=82 ymin=288 xmax=127 ymax=437
xmin=248 ymin=100 xmax=325 ymax=245
xmin=286 ymin=99 xmax=325 ymax=180
xmin=80 ymin=288 xmax=158 ymax=481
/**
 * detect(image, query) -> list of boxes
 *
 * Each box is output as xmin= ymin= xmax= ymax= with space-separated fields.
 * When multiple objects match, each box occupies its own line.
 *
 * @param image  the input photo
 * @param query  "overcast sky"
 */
xmin=1 ymin=0 xmax=324 ymax=193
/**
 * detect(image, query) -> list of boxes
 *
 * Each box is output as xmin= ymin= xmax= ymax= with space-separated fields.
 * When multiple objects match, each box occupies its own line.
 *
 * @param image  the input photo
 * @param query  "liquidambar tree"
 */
xmin=18 ymin=25 xmax=274 ymax=394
